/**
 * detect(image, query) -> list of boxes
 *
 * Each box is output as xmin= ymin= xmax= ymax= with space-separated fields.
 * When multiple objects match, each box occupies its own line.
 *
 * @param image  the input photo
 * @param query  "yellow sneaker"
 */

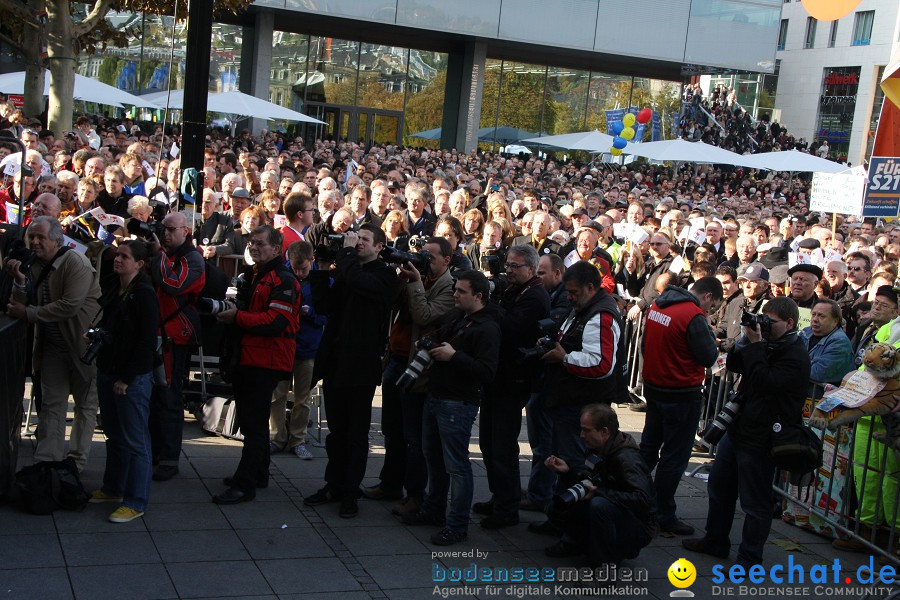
xmin=89 ymin=489 xmax=124 ymax=503
xmin=109 ymin=506 xmax=144 ymax=523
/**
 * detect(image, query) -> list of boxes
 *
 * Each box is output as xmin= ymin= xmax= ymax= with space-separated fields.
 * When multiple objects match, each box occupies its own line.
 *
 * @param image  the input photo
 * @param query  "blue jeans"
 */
xmin=525 ymin=391 xmax=554 ymax=507
xmin=639 ymin=391 xmax=702 ymax=525
xmin=547 ymin=403 xmax=586 ymax=493
xmin=421 ymin=395 xmax=478 ymax=533
xmin=97 ymin=371 xmax=153 ymax=512
xmin=705 ymin=433 xmax=776 ymax=564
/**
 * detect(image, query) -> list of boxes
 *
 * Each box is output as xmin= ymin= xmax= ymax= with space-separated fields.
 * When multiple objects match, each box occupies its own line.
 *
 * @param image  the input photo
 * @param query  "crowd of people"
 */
xmin=1 ymin=105 xmax=898 ymax=566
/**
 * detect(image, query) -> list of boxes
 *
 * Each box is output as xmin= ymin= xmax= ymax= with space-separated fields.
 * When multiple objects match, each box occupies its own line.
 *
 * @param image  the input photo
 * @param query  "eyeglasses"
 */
xmin=872 ymin=300 xmax=898 ymax=310
xmin=247 ymin=239 xmax=270 ymax=247
xmin=649 ymin=242 xmax=669 ymax=247
xmin=505 ymin=262 xmax=526 ymax=270
xmin=163 ymin=226 xmax=182 ymax=233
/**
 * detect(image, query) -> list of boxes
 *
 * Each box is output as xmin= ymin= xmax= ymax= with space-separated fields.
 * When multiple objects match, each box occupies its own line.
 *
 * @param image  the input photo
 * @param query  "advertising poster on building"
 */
xmin=863 ymin=156 xmax=900 ymax=217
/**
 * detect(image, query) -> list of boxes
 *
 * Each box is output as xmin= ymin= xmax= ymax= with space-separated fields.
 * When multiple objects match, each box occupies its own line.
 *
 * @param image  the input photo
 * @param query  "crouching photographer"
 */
xmin=683 ymin=296 xmax=810 ymax=566
xmin=88 ymin=240 xmax=160 ymax=523
xmin=211 ymin=225 xmax=301 ymax=505
xmin=544 ymin=403 xmax=657 ymax=565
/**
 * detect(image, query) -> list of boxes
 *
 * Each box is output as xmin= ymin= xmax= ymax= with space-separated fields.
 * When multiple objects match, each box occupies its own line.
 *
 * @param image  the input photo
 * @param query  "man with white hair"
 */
xmin=56 ymin=170 xmax=79 ymax=206
xmin=823 ymin=260 xmax=859 ymax=335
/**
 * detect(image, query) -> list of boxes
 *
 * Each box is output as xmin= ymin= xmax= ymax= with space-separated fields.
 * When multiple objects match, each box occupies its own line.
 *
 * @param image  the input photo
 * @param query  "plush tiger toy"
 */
xmin=807 ymin=343 xmax=900 ymax=449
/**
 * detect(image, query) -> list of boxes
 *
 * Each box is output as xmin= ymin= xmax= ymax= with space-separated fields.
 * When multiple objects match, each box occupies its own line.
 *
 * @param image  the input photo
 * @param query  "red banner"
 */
xmin=7 ymin=94 xmax=24 ymax=108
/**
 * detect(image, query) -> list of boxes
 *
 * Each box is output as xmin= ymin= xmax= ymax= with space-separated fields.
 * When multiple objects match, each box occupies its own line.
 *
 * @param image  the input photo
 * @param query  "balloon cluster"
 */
xmin=608 ymin=107 xmax=653 ymax=156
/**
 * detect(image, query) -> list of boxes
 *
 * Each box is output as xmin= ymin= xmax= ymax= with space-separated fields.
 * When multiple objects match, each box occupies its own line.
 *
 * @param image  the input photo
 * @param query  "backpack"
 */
xmin=14 ymin=458 xmax=89 ymax=515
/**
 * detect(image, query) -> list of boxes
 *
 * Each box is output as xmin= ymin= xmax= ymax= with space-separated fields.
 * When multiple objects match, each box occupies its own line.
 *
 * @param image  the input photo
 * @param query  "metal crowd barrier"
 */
xmin=621 ymin=318 xmax=899 ymax=562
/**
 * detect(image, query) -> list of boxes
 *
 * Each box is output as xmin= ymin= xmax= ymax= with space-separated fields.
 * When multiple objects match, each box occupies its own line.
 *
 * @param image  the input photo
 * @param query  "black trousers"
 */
xmin=231 ymin=366 xmax=283 ymax=492
xmin=323 ymin=382 xmax=377 ymax=497
xmin=479 ymin=388 xmax=529 ymax=518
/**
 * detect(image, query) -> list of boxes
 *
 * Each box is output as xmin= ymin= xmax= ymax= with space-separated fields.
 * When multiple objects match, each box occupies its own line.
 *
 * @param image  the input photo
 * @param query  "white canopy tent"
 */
xmin=520 ymin=130 xmax=616 ymax=152
xmin=740 ymin=149 xmax=849 ymax=173
xmin=0 ymin=71 xmax=158 ymax=108
xmin=620 ymin=138 xmax=761 ymax=168
xmin=144 ymin=89 xmax=326 ymax=126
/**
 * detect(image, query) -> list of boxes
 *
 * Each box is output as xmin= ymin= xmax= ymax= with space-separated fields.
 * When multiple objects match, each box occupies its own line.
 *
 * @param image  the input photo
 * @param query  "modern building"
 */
xmin=771 ymin=0 xmax=900 ymax=165
xmin=71 ymin=0 xmax=785 ymax=151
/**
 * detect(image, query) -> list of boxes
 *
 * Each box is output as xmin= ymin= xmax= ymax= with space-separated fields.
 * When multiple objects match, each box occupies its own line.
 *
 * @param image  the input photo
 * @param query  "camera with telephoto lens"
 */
xmin=479 ymin=246 xmax=506 ymax=277
xmin=555 ymin=477 xmax=599 ymax=505
xmin=80 ymin=327 xmax=111 ymax=365
xmin=395 ymin=335 xmax=440 ymax=391
xmin=702 ymin=391 xmax=742 ymax=445
xmin=380 ymin=247 xmax=432 ymax=275
xmin=519 ymin=318 xmax=560 ymax=359
xmin=198 ymin=297 xmax=236 ymax=315
xmin=740 ymin=310 xmax=772 ymax=339
xmin=126 ymin=218 xmax=165 ymax=241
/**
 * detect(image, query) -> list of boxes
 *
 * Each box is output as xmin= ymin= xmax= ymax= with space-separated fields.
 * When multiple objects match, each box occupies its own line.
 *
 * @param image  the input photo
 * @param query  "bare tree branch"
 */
xmin=72 ymin=0 xmax=117 ymax=37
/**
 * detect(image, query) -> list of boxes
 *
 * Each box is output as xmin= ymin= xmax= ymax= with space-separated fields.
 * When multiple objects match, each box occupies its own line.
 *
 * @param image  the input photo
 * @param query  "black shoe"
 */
xmin=545 ymin=540 xmax=581 ymax=558
xmin=361 ymin=484 xmax=403 ymax=501
xmin=682 ymin=537 xmax=729 ymax=559
xmin=152 ymin=465 xmax=178 ymax=481
xmin=212 ymin=487 xmax=255 ymax=505
xmin=304 ymin=487 xmax=338 ymax=506
xmin=660 ymin=519 xmax=695 ymax=536
xmin=528 ymin=520 xmax=562 ymax=537
xmin=223 ymin=477 xmax=268 ymax=489
xmin=472 ymin=501 xmax=494 ymax=516
xmin=629 ymin=401 xmax=647 ymax=413
xmin=339 ymin=496 xmax=359 ymax=518
xmin=480 ymin=514 xmax=519 ymax=529
xmin=431 ymin=527 xmax=467 ymax=546
xmin=519 ymin=497 xmax=546 ymax=512
xmin=401 ymin=510 xmax=446 ymax=526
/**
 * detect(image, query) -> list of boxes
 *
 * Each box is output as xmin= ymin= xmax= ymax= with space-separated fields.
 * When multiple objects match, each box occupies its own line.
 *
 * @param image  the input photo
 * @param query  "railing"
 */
xmin=621 ymin=314 xmax=899 ymax=562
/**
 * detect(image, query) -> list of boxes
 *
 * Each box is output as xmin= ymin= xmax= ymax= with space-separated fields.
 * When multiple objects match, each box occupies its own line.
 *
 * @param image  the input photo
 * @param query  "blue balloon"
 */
xmin=613 ymin=136 xmax=627 ymax=149
xmin=611 ymin=122 xmax=624 ymax=135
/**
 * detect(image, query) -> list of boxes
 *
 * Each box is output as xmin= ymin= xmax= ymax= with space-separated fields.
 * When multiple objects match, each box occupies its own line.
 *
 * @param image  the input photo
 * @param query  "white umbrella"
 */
xmin=0 ymin=71 xmax=158 ymax=108
xmin=620 ymin=138 xmax=760 ymax=168
xmin=148 ymin=89 xmax=325 ymax=125
xmin=521 ymin=130 xmax=616 ymax=152
xmin=740 ymin=149 xmax=849 ymax=173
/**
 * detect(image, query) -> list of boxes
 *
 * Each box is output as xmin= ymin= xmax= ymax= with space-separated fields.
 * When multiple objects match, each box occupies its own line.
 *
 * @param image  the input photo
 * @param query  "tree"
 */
xmin=0 ymin=0 xmax=250 ymax=134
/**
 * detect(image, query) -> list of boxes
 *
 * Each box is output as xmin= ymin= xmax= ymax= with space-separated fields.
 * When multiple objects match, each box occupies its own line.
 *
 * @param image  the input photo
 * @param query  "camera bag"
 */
xmin=14 ymin=458 xmax=89 ymax=515
xmin=769 ymin=420 xmax=823 ymax=474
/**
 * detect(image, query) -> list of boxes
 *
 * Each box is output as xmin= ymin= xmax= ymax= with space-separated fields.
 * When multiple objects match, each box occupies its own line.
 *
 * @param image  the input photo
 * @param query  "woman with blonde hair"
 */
xmin=487 ymin=196 xmax=513 ymax=225
xmin=381 ymin=209 xmax=410 ymax=251
xmin=462 ymin=208 xmax=485 ymax=245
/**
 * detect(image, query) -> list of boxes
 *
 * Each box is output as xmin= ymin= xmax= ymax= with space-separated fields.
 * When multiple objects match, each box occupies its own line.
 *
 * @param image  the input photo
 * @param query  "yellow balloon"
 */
xmin=621 ymin=127 xmax=635 ymax=140
xmin=622 ymin=113 xmax=636 ymax=128
xmin=610 ymin=147 xmax=622 ymax=156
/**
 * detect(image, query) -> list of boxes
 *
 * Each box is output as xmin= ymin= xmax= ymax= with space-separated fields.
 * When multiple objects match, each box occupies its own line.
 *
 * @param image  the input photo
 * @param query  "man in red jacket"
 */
xmin=212 ymin=225 xmax=300 ymax=504
xmin=639 ymin=276 xmax=722 ymax=536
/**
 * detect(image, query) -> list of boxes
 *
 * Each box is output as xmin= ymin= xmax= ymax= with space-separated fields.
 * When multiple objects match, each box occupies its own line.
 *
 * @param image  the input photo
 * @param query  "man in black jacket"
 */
xmin=626 ymin=232 xmax=675 ymax=322
xmin=684 ymin=296 xmax=810 ymax=566
xmin=403 ymin=270 xmax=501 ymax=546
xmin=304 ymin=224 xmax=400 ymax=518
xmin=545 ymin=403 xmax=657 ymax=565
xmin=475 ymin=244 xmax=550 ymax=529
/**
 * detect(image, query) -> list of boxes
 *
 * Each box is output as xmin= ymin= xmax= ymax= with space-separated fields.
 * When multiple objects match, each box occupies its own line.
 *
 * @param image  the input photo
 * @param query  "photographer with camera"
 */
xmin=5 ymin=216 xmax=102 ymax=471
xmin=363 ymin=237 xmax=456 ymax=516
xmin=305 ymin=224 xmax=400 ymax=518
xmin=544 ymin=403 xmax=657 ymax=565
xmin=211 ymin=226 xmax=301 ymax=504
xmin=149 ymin=211 xmax=206 ymax=482
xmin=402 ymin=270 xmax=501 ymax=545
xmin=684 ymin=296 xmax=810 ymax=566
xmin=88 ymin=240 xmax=159 ymax=523
xmin=639 ymin=276 xmax=722 ymax=536
xmin=475 ymin=244 xmax=550 ymax=529
xmin=305 ymin=206 xmax=355 ymax=266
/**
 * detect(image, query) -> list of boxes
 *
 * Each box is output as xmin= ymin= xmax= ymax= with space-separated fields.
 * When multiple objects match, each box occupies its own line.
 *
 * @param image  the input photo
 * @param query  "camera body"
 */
xmin=395 ymin=335 xmax=440 ymax=391
xmin=126 ymin=218 xmax=165 ymax=241
xmin=518 ymin=317 xmax=560 ymax=359
xmin=380 ymin=247 xmax=432 ymax=275
xmin=702 ymin=391 xmax=742 ymax=445
xmin=408 ymin=235 xmax=428 ymax=250
xmin=81 ymin=327 xmax=111 ymax=365
xmin=740 ymin=310 xmax=772 ymax=339
xmin=314 ymin=234 xmax=345 ymax=263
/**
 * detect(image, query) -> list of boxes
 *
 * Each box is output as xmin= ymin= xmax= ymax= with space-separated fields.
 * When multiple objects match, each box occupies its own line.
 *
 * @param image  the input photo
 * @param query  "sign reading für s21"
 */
xmin=863 ymin=157 xmax=900 ymax=217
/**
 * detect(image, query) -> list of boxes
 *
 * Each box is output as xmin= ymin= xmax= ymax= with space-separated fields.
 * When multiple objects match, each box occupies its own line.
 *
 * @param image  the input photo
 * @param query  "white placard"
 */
xmin=669 ymin=254 xmax=687 ymax=274
xmin=809 ymin=172 xmax=866 ymax=215
xmin=824 ymin=248 xmax=843 ymax=263
xmin=627 ymin=226 xmax=649 ymax=245
xmin=274 ymin=214 xmax=287 ymax=229
xmin=690 ymin=217 xmax=707 ymax=230
xmin=789 ymin=252 xmax=811 ymax=267
xmin=612 ymin=222 xmax=630 ymax=239
xmin=87 ymin=207 xmax=125 ymax=228
xmin=62 ymin=235 xmax=87 ymax=253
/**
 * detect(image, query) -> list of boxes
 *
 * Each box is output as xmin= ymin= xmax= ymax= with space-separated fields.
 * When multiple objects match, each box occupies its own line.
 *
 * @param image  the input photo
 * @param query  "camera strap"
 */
xmin=31 ymin=246 xmax=70 ymax=293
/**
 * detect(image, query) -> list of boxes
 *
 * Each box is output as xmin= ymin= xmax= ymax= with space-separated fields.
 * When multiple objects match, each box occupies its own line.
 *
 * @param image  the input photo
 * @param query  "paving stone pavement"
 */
xmin=2 ymin=394 xmax=893 ymax=600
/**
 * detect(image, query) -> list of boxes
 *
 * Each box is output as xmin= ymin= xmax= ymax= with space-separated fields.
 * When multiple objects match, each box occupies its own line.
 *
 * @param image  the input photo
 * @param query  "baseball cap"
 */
xmin=231 ymin=187 xmax=251 ymax=198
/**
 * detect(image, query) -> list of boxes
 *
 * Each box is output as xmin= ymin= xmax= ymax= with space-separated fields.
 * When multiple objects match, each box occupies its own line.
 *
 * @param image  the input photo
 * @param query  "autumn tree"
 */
xmin=0 ymin=0 xmax=250 ymax=134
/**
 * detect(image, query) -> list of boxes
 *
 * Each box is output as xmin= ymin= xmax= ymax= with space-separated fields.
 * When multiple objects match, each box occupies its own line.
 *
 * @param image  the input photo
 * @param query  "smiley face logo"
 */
xmin=668 ymin=558 xmax=696 ymax=589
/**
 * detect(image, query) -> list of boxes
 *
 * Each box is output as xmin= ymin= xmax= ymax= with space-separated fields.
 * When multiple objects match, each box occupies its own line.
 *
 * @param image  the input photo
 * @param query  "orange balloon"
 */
xmin=800 ymin=0 xmax=862 ymax=21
